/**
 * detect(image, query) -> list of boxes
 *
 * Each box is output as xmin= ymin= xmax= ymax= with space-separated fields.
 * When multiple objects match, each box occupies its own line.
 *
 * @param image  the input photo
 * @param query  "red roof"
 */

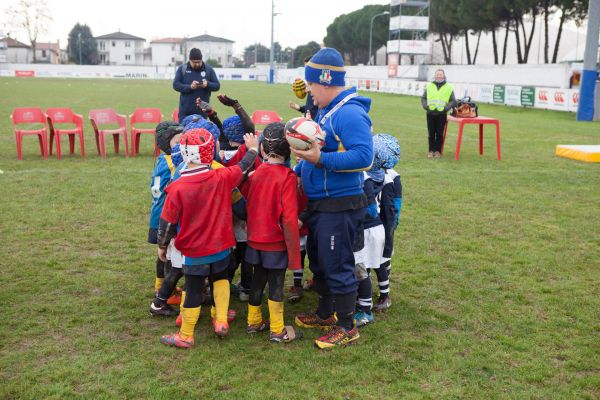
xmin=151 ymin=37 xmax=183 ymax=44
xmin=36 ymin=42 xmax=60 ymax=53
xmin=0 ymin=37 xmax=30 ymax=48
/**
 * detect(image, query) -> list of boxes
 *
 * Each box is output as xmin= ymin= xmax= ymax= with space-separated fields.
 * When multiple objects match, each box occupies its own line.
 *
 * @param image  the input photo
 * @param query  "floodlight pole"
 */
xmin=369 ymin=11 xmax=389 ymax=65
xmin=576 ymin=0 xmax=600 ymax=121
xmin=269 ymin=0 xmax=280 ymax=84
xmin=78 ymin=32 xmax=82 ymax=65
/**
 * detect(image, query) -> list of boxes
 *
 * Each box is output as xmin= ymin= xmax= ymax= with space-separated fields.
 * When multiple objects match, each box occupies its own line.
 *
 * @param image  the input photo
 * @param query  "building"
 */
xmin=149 ymin=37 xmax=184 ymax=67
xmin=95 ymin=31 xmax=145 ymax=65
xmin=184 ymin=34 xmax=234 ymax=67
xmin=35 ymin=41 xmax=62 ymax=64
xmin=0 ymin=37 xmax=31 ymax=63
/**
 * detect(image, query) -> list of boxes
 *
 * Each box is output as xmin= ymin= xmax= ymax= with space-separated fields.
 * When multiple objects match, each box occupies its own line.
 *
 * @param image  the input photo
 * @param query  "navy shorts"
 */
xmin=183 ymin=254 xmax=231 ymax=277
xmin=307 ymin=209 xmax=365 ymax=295
xmin=245 ymin=246 xmax=288 ymax=269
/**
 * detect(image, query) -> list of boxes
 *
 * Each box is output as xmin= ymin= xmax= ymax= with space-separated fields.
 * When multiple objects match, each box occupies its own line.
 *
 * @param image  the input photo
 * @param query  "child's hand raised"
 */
xmin=243 ymin=133 xmax=259 ymax=152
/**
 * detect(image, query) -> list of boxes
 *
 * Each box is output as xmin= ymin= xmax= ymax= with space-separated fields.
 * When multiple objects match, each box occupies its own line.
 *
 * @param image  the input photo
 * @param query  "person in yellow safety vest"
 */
xmin=420 ymin=69 xmax=456 ymax=158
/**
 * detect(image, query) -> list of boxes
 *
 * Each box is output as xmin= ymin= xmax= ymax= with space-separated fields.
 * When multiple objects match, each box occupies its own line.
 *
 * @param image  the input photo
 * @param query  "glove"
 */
xmin=196 ymin=99 xmax=215 ymax=115
xmin=218 ymin=94 xmax=239 ymax=108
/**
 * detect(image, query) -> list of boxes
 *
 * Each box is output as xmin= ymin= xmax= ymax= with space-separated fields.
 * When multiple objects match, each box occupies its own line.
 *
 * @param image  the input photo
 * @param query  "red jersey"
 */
xmin=161 ymin=165 xmax=242 ymax=257
xmin=241 ymin=163 xmax=301 ymax=270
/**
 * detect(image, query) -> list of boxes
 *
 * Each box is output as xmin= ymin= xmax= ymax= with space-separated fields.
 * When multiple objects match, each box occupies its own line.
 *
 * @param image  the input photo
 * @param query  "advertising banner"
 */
xmin=15 ymin=70 xmax=35 ymax=77
xmin=493 ymin=85 xmax=505 ymax=103
xmin=478 ymin=85 xmax=494 ymax=103
xmin=505 ymin=86 xmax=522 ymax=106
xmin=521 ymin=86 xmax=535 ymax=107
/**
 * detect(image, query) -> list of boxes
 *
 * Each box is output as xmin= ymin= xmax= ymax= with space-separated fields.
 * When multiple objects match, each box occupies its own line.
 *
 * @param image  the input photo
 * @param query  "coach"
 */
xmin=173 ymin=48 xmax=220 ymax=122
xmin=421 ymin=69 xmax=455 ymax=158
xmin=292 ymin=47 xmax=373 ymax=349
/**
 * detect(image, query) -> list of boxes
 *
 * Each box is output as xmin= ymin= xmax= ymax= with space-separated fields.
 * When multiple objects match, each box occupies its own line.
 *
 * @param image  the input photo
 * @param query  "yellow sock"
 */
xmin=179 ymin=306 xmax=201 ymax=339
xmin=212 ymin=279 xmax=230 ymax=323
xmin=268 ymin=299 xmax=284 ymax=335
xmin=247 ymin=304 xmax=262 ymax=326
xmin=179 ymin=291 xmax=187 ymax=311
xmin=210 ymin=306 xmax=216 ymax=319
xmin=154 ymin=277 xmax=164 ymax=292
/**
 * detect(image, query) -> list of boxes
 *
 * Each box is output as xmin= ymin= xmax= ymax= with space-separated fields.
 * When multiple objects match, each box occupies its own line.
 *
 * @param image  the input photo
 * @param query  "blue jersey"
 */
xmin=149 ymin=154 xmax=176 ymax=230
xmin=379 ymin=168 xmax=402 ymax=258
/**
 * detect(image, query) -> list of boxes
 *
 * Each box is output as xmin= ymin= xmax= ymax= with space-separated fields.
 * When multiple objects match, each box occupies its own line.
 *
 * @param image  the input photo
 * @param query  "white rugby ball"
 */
xmin=285 ymin=117 xmax=325 ymax=151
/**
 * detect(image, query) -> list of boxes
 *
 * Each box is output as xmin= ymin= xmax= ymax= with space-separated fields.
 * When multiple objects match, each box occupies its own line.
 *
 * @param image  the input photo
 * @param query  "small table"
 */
xmin=442 ymin=116 xmax=501 ymax=160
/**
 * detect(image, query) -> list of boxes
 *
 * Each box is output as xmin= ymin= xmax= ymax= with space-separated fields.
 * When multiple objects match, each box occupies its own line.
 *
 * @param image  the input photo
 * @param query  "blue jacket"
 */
xmin=380 ymin=168 xmax=402 ymax=258
xmin=363 ymin=170 xmax=384 ymax=230
xmin=297 ymin=87 xmax=373 ymax=200
xmin=173 ymin=62 xmax=220 ymax=122
xmin=149 ymin=154 xmax=177 ymax=229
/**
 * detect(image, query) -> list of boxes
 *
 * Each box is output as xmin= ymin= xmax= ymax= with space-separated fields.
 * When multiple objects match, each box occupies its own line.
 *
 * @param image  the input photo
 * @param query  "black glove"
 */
xmin=196 ymin=99 xmax=215 ymax=115
xmin=218 ymin=94 xmax=240 ymax=109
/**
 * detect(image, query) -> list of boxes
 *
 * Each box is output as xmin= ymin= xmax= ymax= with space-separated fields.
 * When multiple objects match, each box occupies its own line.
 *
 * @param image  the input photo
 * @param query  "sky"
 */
xmin=1 ymin=0 xmax=388 ymax=55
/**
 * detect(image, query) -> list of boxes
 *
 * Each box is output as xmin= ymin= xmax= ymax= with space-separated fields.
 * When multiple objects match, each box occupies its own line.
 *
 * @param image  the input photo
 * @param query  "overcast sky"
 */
xmin=2 ymin=0 xmax=388 ymax=55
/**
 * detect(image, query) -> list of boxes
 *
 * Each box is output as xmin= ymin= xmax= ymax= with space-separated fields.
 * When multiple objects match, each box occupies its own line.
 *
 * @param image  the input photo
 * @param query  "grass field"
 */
xmin=0 ymin=77 xmax=598 ymax=400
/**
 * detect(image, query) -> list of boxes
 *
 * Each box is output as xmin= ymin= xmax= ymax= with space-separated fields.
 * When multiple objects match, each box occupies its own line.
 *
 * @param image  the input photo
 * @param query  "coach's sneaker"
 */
xmin=213 ymin=320 xmax=229 ymax=339
xmin=427 ymin=151 xmax=434 ymax=158
xmin=315 ymin=325 xmax=360 ymax=349
xmin=434 ymin=151 xmax=441 ymax=158
xmin=354 ymin=311 xmax=374 ymax=328
xmin=150 ymin=302 xmax=179 ymax=317
xmin=247 ymin=320 xmax=269 ymax=334
xmin=373 ymin=296 xmax=392 ymax=313
xmin=270 ymin=326 xmax=304 ymax=343
xmin=295 ymin=312 xmax=337 ymax=330
xmin=160 ymin=332 xmax=194 ymax=349
xmin=287 ymin=286 xmax=304 ymax=303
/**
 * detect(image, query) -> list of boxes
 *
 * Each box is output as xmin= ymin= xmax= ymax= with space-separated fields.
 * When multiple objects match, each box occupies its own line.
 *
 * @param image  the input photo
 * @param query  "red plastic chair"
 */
xmin=251 ymin=110 xmax=282 ymax=126
xmin=89 ymin=109 xmax=129 ymax=159
xmin=172 ymin=109 xmax=179 ymax=123
xmin=46 ymin=108 xmax=85 ymax=159
xmin=129 ymin=108 xmax=163 ymax=156
xmin=11 ymin=107 xmax=49 ymax=160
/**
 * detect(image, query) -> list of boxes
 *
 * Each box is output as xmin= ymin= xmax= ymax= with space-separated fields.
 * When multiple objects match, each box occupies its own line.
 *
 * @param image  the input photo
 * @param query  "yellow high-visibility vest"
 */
xmin=426 ymin=82 xmax=453 ymax=112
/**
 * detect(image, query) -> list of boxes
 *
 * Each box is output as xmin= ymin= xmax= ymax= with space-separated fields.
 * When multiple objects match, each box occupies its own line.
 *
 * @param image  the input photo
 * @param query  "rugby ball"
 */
xmin=285 ymin=117 xmax=325 ymax=151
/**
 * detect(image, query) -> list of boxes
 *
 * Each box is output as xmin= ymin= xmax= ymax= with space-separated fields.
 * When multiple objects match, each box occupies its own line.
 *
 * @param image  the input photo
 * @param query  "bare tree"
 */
xmin=6 ymin=0 xmax=52 ymax=63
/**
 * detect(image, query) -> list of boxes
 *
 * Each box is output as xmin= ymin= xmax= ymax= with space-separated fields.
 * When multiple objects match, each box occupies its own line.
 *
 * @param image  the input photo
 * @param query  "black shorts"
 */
xmin=148 ymin=228 xmax=158 ymax=244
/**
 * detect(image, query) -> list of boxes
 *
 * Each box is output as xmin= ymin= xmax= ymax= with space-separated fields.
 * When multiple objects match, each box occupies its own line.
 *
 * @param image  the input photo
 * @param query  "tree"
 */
xmin=243 ymin=43 xmax=269 ymax=66
xmin=205 ymin=58 xmax=222 ymax=68
xmin=431 ymin=0 xmax=461 ymax=64
xmin=323 ymin=4 xmax=389 ymax=65
xmin=549 ymin=0 xmax=588 ymax=63
xmin=5 ymin=0 xmax=52 ymax=63
xmin=67 ymin=23 xmax=98 ymax=65
xmin=292 ymin=41 xmax=321 ymax=68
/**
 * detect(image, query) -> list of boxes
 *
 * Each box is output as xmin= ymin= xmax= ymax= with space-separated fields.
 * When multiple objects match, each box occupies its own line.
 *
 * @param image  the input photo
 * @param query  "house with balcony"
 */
xmin=95 ymin=31 xmax=145 ymax=65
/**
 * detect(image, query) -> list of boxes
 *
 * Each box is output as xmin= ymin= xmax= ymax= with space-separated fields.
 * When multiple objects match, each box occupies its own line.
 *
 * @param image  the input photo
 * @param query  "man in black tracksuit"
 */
xmin=173 ymin=48 xmax=220 ymax=122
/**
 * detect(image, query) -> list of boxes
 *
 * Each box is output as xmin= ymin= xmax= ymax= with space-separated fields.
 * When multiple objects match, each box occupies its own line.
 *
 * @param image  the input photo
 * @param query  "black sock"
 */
xmin=314 ymin=275 xmax=333 ymax=319
xmin=376 ymin=261 xmax=390 ymax=300
xmin=334 ymin=292 xmax=357 ymax=331
xmin=357 ymin=277 xmax=372 ymax=313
